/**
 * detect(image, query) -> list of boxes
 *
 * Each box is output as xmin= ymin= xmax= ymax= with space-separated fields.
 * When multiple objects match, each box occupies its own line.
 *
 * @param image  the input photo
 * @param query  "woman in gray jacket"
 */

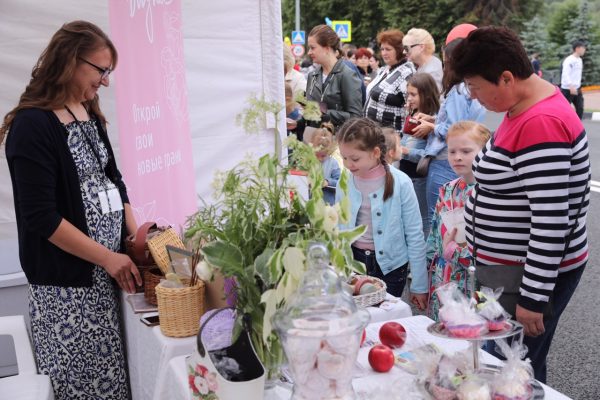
xmin=305 ymin=25 xmax=363 ymax=129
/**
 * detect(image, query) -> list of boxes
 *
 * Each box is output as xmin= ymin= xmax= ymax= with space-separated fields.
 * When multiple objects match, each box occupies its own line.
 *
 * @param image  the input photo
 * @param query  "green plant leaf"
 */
xmin=260 ymin=289 xmax=278 ymax=344
xmin=338 ymin=224 xmax=367 ymax=244
xmin=282 ymin=246 xmax=306 ymax=281
xmin=254 ymin=248 xmax=276 ymax=286
xmin=201 ymin=241 xmax=244 ymax=276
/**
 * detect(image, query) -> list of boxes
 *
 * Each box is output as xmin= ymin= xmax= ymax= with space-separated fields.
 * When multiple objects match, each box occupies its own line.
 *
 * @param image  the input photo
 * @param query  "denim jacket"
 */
xmin=424 ymin=83 xmax=486 ymax=158
xmin=335 ymin=168 xmax=428 ymax=293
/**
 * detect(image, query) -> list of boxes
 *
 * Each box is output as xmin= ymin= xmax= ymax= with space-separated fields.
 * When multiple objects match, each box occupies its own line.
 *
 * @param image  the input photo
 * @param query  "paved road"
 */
xmin=405 ymin=112 xmax=600 ymax=399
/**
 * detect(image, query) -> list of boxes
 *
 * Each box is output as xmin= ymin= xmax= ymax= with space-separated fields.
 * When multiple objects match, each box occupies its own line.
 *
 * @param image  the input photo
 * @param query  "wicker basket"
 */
xmin=125 ymin=222 xmax=168 ymax=266
xmin=155 ymin=280 xmax=205 ymax=337
xmin=147 ymin=227 xmax=185 ymax=275
xmin=352 ymin=276 xmax=387 ymax=308
xmin=143 ymin=267 xmax=163 ymax=305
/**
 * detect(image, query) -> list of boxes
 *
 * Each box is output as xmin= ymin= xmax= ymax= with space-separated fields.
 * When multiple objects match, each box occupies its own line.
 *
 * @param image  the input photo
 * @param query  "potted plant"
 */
xmin=185 ymin=110 xmax=365 ymax=380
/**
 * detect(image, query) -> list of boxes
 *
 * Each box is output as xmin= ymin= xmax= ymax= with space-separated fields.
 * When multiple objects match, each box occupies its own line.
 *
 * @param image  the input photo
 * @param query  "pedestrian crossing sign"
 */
xmin=332 ymin=20 xmax=352 ymax=42
xmin=291 ymin=30 xmax=305 ymax=45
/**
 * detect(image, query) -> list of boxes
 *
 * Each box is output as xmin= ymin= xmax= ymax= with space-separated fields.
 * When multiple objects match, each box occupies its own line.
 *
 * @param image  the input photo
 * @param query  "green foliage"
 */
xmin=185 ymin=134 xmax=366 ymax=369
xmin=564 ymin=0 xmax=600 ymax=85
xmin=235 ymin=94 xmax=284 ymax=160
xmin=520 ymin=16 xmax=551 ymax=56
xmin=548 ymin=0 xmax=580 ymax=46
xmin=282 ymin=0 xmax=542 ymax=54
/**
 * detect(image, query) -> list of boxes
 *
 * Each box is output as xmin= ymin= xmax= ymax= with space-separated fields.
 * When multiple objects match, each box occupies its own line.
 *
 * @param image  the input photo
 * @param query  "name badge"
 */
xmin=98 ymin=185 xmax=124 ymax=215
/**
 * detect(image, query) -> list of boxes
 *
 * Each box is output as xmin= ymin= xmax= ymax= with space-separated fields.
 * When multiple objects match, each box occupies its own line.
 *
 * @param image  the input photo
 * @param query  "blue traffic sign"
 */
xmin=291 ymin=31 xmax=305 ymax=45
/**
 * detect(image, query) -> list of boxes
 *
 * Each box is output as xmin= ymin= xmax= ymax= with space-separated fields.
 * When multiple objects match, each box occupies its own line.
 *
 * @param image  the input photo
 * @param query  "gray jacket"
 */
xmin=306 ymin=59 xmax=363 ymax=127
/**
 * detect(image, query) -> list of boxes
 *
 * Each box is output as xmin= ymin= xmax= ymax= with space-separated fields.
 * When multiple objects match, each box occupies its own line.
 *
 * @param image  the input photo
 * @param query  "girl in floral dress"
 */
xmin=426 ymin=121 xmax=490 ymax=320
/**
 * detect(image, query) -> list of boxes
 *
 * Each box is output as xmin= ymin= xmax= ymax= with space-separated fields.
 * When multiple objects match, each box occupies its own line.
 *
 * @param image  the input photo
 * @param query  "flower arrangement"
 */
xmin=185 ymin=99 xmax=365 ymax=378
xmin=188 ymin=363 xmax=219 ymax=399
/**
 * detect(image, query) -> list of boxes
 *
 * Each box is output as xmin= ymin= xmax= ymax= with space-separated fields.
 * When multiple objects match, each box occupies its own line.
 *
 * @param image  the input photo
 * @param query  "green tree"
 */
xmin=564 ymin=0 xmax=600 ymax=85
xmin=463 ymin=0 xmax=544 ymax=30
xmin=283 ymin=0 xmax=545 ymax=52
xmin=547 ymin=0 xmax=580 ymax=45
xmin=520 ymin=15 xmax=552 ymax=56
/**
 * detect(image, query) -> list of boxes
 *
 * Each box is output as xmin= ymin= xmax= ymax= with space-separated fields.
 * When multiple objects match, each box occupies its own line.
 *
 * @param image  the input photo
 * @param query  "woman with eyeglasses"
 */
xmin=402 ymin=28 xmax=443 ymax=93
xmin=410 ymin=29 xmax=486 ymax=237
xmin=2 ymin=21 xmax=139 ymax=399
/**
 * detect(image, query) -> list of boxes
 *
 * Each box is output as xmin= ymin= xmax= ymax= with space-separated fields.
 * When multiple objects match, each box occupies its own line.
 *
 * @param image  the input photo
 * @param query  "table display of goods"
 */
xmin=345 ymin=275 xmax=387 ymax=307
xmin=273 ymin=243 xmax=370 ymax=400
xmin=422 ymin=267 xmax=544 ymax=400
xmin=413 ymin=341 xmax=544 ymax=400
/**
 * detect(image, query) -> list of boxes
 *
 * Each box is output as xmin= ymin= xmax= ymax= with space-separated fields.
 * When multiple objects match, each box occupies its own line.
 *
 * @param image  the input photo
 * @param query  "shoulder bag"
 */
xmin=471 ymin=181 xmax=588 ymax=319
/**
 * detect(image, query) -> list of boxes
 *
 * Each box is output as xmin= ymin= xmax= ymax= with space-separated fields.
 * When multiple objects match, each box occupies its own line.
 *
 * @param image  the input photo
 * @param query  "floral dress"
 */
xmin=426 ymin=178 xmax=474 ymax=321
xmin=29 ymin=120 xmax=129 ymax=399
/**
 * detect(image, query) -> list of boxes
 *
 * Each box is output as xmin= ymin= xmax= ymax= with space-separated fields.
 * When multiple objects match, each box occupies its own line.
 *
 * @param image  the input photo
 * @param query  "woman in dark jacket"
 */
xmin=2 ymin=21 xmax=140 ymax=399
xmin=305 ymin=24 xmax=363 ymax=130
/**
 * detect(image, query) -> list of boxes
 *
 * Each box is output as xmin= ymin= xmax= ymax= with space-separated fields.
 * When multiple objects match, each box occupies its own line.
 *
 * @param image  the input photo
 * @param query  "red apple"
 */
xmin=379 ymin=322 xmax=407 ymax=349
xmin=368 ymin=344 xmax=395 ymax=372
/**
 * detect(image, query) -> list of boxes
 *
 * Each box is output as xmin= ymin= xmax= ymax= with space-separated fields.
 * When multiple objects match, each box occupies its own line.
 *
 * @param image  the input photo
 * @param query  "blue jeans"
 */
xmin=352 ymin=246 xmax=409 ymax=297
xmin=484 ymin=265 xmax=586 ymax=383
xmin=425 ymin=159 xmax=457 ymax=236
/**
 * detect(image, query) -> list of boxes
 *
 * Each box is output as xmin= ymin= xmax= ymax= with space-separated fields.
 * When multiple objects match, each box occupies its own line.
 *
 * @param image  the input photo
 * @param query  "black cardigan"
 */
xmin=6 ymin=108 xmax=130 ymax=287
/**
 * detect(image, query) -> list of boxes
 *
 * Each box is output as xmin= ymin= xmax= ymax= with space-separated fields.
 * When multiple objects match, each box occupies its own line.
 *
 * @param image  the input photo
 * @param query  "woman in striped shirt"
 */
xmin=451 ymin=27 xmax=590 ymax=383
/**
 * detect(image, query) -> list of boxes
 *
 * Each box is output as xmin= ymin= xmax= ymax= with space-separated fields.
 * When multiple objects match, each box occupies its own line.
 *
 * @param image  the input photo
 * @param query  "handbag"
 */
xmin=187 ymin=308 xmax=265 ymax=399
xmin=471 ymin=182 xmax=588 ymax=319
xmin=416 ymin=155 xmax=432 ymax=177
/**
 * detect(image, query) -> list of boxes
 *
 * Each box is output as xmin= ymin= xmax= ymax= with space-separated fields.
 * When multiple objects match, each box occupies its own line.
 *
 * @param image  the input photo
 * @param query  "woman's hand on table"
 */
xmin=516 ymin=305 xmax=545 ymax=337
xmin=102 ymin=252 xmax=142 ymax=294
xmin=410 ymin=292 xmax=428 ymax=310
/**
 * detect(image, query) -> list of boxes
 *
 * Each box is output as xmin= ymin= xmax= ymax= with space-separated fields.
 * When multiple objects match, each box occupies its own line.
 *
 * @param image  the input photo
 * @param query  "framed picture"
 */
xmin=166 ymin=245 xmax=193 ymax=278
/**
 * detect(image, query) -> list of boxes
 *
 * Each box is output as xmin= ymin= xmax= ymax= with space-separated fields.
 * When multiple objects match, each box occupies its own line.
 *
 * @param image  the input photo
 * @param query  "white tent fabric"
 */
xmin=0 ymin=0 xmax=285 ymax=276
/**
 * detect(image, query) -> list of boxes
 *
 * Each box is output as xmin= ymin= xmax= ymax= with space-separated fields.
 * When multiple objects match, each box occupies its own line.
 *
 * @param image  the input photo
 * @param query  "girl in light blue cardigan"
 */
xmin=335 ymin=118 xmax=428 ymax=310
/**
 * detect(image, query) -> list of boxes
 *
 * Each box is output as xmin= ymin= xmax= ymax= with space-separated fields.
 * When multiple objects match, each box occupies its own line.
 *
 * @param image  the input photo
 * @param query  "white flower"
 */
xmin=195 ymin=260 xmax=213 ymax=282
xmin=194 ymin=376 xmax=209 ymax=395
xmin=323 ymin=204 xmax=339 ymax=233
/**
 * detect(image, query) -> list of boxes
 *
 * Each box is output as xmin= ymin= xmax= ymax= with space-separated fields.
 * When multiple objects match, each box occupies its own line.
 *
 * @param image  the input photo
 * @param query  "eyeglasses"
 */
xmin=402 ymin=44 xmax=422 ymax=53
xmin=78 ymin=57 xmax=113 ymax=80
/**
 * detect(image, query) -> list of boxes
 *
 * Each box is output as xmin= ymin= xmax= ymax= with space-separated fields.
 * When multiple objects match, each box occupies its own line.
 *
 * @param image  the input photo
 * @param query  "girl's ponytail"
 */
xmin=379 ymin=144 xmax=394 ymax=202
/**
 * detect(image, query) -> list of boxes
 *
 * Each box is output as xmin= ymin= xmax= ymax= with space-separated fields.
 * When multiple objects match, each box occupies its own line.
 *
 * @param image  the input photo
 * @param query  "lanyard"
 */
xmin=64 ymin=105 xmax=105 ymax=175
xmin=64 ymin=105 xmax=116 ymax=215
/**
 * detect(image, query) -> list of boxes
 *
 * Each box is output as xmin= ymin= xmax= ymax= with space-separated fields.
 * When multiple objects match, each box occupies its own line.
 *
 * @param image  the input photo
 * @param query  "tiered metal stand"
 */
xmin=426 ymin=266 xmax=544 ymax=399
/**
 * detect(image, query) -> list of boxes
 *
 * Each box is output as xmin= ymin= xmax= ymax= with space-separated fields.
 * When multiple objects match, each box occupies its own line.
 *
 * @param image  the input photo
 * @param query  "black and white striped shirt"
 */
xmin=465 ymin=90 xmax=590 ymax=313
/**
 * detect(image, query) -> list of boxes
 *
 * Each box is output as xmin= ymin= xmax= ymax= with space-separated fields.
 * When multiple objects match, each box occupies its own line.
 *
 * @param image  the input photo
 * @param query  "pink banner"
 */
xmin=108 ymin=0 xmax=196 ymax=229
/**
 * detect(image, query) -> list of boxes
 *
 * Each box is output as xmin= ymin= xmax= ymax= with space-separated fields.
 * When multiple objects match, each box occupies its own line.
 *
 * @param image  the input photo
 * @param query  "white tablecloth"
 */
xmin=160 ymin=316 xmax=571 ymax=400
xmin=121 ymin=292 xmax=196 ymax=400
xmin=122 ymin=291 xmax=410 ymax=400
xmin=365 ymin=293 xmax=412 ymax=323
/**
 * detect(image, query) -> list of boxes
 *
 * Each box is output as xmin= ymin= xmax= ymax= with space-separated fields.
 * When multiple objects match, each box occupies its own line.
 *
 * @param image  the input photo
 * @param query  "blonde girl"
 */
xmin=426 ymin=121 xmax=491 ymax=321
xmin=310 ymin=122 xmax=341 ymax=205
xmin=336 ymin=118 xmax=428 ymax=308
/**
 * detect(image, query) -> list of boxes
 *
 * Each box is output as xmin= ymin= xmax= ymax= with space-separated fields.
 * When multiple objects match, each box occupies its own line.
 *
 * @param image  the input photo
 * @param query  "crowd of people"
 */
xmin=287 ymin=23 xmax=590 ymax=385
xmin=0 ymin=17 xmax=590 ymax=399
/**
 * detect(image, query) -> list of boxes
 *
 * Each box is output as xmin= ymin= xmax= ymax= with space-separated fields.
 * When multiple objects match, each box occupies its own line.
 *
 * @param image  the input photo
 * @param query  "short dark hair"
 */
xmin=450 ymin=26 xmax=533 ymax=85
xmin=572 ymin=40 xmax=586 ymax=51
xmin=377 ymin=29 xmax=406 ymax=64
